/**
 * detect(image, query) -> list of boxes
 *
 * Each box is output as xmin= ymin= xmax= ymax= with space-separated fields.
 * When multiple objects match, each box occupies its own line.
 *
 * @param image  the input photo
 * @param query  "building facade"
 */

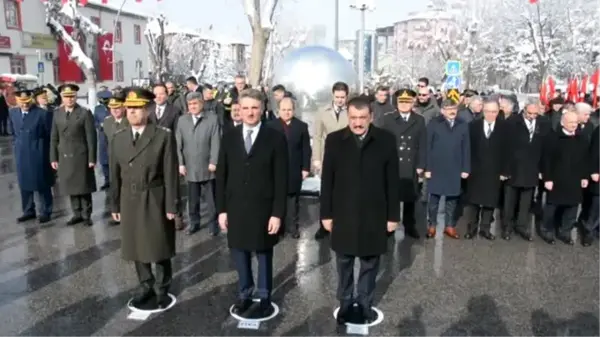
xmin=0 ymin=0 xmax=149 ymax=92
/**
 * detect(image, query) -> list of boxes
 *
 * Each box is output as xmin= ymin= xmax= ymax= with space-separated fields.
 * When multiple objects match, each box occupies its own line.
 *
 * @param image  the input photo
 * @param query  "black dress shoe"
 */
xmin=100 ymin=183 xmax=110 ymax=190
xmin=131 ymin=287 xmax=156 ymax=308
xmin=38 ymin=215 xmax=51 ymax=224
xmin=336 ymin=303 xmax=352 ymax=325
xmin=82 ymin=219 xmax=93 ymax=227
xmin=517 ymin=231 xmax=533 ymax=241
xmin=357 ymin=303 xmax=376 ymax=324
xmin=557 ymin=235 xmax=574 ymax=245
xmin=186 ymin=226 xmax=200 ymax=235
xmin=582 ymin=234 xmax=594 ymax=247
xmin=464 ymin=231 xmax=477 ymax=239
xmin=258 ymin=299 xmax=274 ymax=316
xmin=540 ymin=233 xmax=555 ymax=245
xmin=501 ymin=231 xmax=512 ymax=240
xmin=404 ymin=227 xmax=420 ymax=239
xmin=314 ymin=227 xmax=328 ymax=240
xmin=17 ymin=214 xmax=37 ymax=223
xmin=108 ymin=219 xmax=120 ymax=226
xmin=66 ymin=216 xmax=83 ymax=226
xmin=231 ymin=299 xmax=253 ymax=315
xmin=479 ymin=231 xmax=495 ymax=241
xmin=156 ymin=293 xmax=172 ymax=309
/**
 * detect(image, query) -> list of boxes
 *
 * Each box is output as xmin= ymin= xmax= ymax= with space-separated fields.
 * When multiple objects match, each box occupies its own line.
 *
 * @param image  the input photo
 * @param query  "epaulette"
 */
xmin=158 ymin=126 xmax=171 ymax=133
xmin=114 ymin=128 xmax=127 ymax=135
xmin=104 ymin=115 xmax=113 ymax=120
xmin=384 ymin=111 xmax=394 ymax=115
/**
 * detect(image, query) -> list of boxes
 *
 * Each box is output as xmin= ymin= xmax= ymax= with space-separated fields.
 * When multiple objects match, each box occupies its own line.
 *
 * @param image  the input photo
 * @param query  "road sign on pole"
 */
xmin=445 ymin=60 xmax=461 ymax=76
xmin=445 ymin=75 xmax=461 ymax=89
xmin=37 ymin=62 xmax=44 ymax=73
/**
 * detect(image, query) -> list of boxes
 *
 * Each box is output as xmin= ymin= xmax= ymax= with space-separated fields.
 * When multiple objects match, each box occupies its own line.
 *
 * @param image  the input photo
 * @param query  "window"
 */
xmin=116 ymin=60 xmax=124 ymax=82
xmin=134 ymin=24 xmax=141 ymax=44
xmin=91 ymin=16 xmax=100 ymax=26
xmin=4 ymin=0 xmax=22 ymax=30
xmin=10 ymin=56 xmax=26 ymax=74
xmin=115 ymin=21 xmax=122 ymax=42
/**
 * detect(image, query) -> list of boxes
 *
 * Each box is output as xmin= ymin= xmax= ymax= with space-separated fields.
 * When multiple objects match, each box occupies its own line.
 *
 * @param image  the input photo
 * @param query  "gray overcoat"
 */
xmin=175 ymin=113 xmax=220 ymax=182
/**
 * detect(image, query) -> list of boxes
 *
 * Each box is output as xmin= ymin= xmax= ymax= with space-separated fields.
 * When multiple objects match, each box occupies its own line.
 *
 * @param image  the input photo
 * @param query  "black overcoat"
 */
xmin=589 ymin=127 xmax=599 ymax=196
xmin=268 ymin=117 xmax=311 ymax=194
xmin=381 ymin=111 xmax=426 ymax=201
xmin=50 ymin=105 xmax=97 ymax=195
xmin=464 ymin=119 xmax=505 ymax=207
xmin=215 ymin=124 xmax=289 ymax=251
xmin=320 ymin=127 xmax=400 ymax=257
xmin=542 ymin=130 xmax=589 ymax=205
xmin=148 ymin=103 xmax=181 ymax=131
xmin=501 ymin=114 xmax=551 ymax=188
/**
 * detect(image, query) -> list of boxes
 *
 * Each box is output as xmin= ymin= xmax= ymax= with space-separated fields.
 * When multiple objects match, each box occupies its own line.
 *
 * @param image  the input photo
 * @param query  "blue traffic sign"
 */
xmin=37 ymin=62 xmax=44 ymax=73
xmin=445 ymin=75 xmax=461 ymax=89
xmin=445 ymin=60 xmax=461 ymax=76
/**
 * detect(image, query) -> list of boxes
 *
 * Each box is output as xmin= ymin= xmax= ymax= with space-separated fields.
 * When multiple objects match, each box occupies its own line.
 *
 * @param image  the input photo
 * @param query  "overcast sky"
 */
xmin=128 ymin=0 xmax=427 ymax=44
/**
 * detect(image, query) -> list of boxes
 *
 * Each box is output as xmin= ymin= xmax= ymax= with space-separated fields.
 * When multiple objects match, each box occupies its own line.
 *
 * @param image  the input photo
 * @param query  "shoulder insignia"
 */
xmin=104 ymin=115 xmax=113 ymax=120
xmin=384 ymin=111 xmax=394 ymax=115
xmin=158 ymin=126 xmax=171 ymax=133
xmin=114 ymin=128 xmax=127 ymax=135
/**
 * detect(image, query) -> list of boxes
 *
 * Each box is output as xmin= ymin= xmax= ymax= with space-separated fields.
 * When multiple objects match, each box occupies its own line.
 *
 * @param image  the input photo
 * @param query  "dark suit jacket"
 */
xmin=148 ymin=102 xmax=181 ymax=131
xmin=222 ymin=120 xmax=242 ymax=135
xmin=215 ymin=123 xmax=289 ymax=251
xmin=268 ymin=117 xmax=311 ymax=194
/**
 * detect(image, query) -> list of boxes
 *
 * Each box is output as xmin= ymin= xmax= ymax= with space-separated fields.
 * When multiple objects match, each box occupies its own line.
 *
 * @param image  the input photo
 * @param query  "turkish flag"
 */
xmin=529 ymin=0 xmax=538 ymax=3
xmin=58 ymin=25 xmax=84 ymax=82
xmin=591 ymin=69 xmax=600 ymax=108
xmin=97 ymin=33 xmax=113 ymax=81
xmin=580 ymin=74 xmax=588 ymax=102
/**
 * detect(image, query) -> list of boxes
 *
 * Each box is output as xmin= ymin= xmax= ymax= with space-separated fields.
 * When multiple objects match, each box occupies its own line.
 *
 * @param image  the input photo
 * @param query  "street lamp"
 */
xmin=350 ymin=0 xmax=374 ymax=91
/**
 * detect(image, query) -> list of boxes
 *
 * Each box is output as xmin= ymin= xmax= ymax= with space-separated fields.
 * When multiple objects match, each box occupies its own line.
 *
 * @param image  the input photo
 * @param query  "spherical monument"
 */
xmin=271 ymin=45 xmax=358 ymax=135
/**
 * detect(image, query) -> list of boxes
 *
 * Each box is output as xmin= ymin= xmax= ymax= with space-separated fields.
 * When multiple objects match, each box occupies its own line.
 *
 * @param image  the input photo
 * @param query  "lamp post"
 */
xmin=334 ymin=0 xmax=339 ymax=51
xmin=350 ymin=1 xmax=374 ymax=91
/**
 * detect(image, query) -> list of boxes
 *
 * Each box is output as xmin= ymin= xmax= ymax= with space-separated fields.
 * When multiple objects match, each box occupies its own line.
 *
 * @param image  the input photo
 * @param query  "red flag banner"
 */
xmin=580 ymin=74 xmax=588 ymax=102
xmin=591 ymin=69 xmax=600 ymax=109
xmin=529 ymin=0 xmax=538 ymax=3
xmin=97 ymin=33 xmax=113 ymax=81
xmin=58 ymin=25 xmax=84 ymax=83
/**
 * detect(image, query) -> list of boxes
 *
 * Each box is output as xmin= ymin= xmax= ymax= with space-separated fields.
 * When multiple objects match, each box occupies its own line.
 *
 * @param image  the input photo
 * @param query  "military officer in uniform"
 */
xmin=109 ymin=87 xmax=179 ymax=310
xmin=94 ymin=89 xmax=112 ymax=190
xmin=103 ymin=92 xmax=128 ymax=225
xmin=50 ymin=84 xmax=97 ymax=226
xmin=381 ymin=89 xmax=426 ymax=238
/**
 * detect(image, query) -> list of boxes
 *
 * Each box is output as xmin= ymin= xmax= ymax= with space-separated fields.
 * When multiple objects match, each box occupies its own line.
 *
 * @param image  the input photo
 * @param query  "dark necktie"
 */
xmin=22 ymin=112 xmax=27 ymax=120
xmin=335 ymin=108 xmax=341 ymax=121
xmin=486 ymin=123 xmax=492 ymax=138
xmin=66 ymin=111 xmax=71 ymax=119
xmin=133 ymin=132 xmax=140 ymax=145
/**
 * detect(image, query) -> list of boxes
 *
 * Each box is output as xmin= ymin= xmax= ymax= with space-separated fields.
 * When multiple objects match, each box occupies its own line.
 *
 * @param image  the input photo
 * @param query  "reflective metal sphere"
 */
xmin=271 ymin=45 xmax=358 ymax=134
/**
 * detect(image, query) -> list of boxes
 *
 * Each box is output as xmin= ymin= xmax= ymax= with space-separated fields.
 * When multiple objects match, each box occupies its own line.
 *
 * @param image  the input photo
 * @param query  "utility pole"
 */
xmin=334 ymin=0 xmax=339 ymax=51
xmin=350 ymin=1 xmax=373 ymax=91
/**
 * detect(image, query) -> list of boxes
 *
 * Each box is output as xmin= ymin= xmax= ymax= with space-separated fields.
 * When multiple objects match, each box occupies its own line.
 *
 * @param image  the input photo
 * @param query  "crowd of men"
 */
xmin=3 ymin=73 xmax=599 ymax=323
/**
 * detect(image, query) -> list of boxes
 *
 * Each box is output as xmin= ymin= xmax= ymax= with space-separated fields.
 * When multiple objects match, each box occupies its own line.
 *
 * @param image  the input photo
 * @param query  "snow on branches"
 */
xmin=262 ymin=25 xmax=307 ymax=84
xmin=145 ymin=17 xmax=240 ymax=84
xmin=44 ymin=0 xmax=106 ymax=106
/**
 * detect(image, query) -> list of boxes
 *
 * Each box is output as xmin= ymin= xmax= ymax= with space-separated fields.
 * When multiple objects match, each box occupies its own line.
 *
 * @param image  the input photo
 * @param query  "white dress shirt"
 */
xmin=400 ymin=112 xmax=410 ymax=121
xmin=156 ymin=104 xmax=165 ymax=119
xmin=562 ymin=128 xmax=575 ymax=136
xmin=484 ymin=121 xmax=495 ymax=134
xmin=132 ymin=126 xmax=145 ymax=138
xmin=243 ymin=122 xmax=261 ymax=146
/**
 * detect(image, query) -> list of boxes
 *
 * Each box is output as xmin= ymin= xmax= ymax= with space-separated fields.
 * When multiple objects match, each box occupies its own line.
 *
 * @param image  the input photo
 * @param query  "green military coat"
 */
xmin=109 ymin=123 xmax=179 ymax=263
xmin=50 ymin=104 xmax=97 ymax=195
xmin=103 ymin=115 xmax=129 ymax=151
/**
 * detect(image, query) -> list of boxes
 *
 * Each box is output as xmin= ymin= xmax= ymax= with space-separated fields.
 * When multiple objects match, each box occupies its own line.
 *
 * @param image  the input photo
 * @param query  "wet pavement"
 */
xmin=0 ymin=136 xmax=598 ymax=336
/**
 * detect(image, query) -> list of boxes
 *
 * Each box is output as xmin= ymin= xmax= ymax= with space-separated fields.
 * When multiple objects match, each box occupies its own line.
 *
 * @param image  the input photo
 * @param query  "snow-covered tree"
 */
xmin=262 ymin=24 xmax=307 ymax=85
xmin=145 ymin=14 xmax=169 ymax=82
xmin=243 ymin=0 xmax=281 ymax=87
xmin=44 ymin=0 xmax=104 ymax=107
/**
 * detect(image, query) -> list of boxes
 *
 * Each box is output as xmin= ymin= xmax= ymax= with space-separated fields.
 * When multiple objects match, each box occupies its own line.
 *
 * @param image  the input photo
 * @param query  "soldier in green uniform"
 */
xmin=103 ymin=92 xmax=128 ymax=226
xmin=109 ymin=87 xmax=179 ymax=310
xmin=50 ymin=84 xmax=97 ymax=226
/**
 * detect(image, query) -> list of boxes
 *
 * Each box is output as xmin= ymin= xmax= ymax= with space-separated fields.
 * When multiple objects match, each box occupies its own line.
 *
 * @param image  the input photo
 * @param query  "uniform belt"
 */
xmin=126 ymin=180 xmax=164 ymax=192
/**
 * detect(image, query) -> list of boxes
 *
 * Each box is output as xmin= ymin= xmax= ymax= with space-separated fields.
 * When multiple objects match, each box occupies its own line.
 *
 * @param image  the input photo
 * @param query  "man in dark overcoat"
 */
xmin=460 ymin=98 xmax=505 ymax=240
xmin=320 ymin=96 xmax=400 ymax=325
xmin=381 ymin=89 xmax=426 ymax=239
xmin=215 ymin=88 xmax=288 ymax=318
xmin=424 ymin=99 xmax=470 ymax=239
xmin=103 ymin=93 xmax=128 ymax=225
xmin=50 ymin=84 xmax=97 ymax=226
xmin=109 ymin=87 xmax=179 ymax=310
xmin=574 ymin=102 xmax=596 ymax=231
xmin=539 ymin=111 xmax=589 ymax=245
xmin=9 ymin=89 xmax=54 ymax=224
xmin=93 ymin=89 xmax=112 ymax=190
xmin=500 ymin=100 xmax=551 ymax=241
xmin=582 ymin=126 xmax=599 ymax=246
xmin=268 ymin=96 xmax=311 ymax=239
